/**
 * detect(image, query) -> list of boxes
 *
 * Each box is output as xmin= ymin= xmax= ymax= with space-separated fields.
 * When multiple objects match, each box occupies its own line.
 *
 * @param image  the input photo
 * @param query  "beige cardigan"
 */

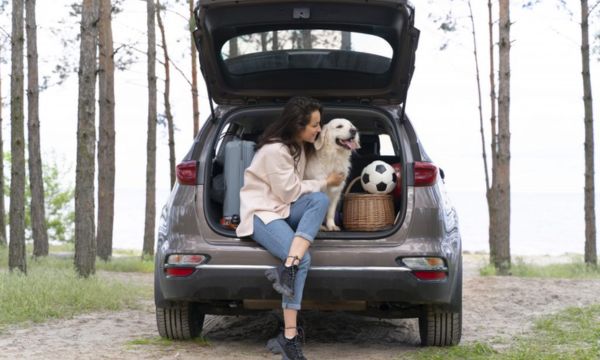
xmin=236 ymin=142 xmax=327 ymax=237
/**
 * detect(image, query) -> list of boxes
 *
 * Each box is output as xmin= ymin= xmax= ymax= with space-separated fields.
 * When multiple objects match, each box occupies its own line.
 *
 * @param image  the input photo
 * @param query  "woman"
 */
xmin=236 ymin=96 xmax=345 ymax=360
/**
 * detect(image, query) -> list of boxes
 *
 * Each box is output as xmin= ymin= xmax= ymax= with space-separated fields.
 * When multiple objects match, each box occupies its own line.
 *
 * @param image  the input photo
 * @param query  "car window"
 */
xmin=221 ymin=30 xmax=393 ymax=75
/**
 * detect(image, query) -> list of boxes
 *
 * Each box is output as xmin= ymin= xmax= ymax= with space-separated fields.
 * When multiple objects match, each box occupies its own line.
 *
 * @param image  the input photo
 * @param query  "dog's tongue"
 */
xmin=340 ymin=139 xmax=359 ymax=150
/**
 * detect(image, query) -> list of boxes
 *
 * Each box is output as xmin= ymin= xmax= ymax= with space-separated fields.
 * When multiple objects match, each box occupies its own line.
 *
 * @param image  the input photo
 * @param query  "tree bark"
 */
xmin=467 ymin=0 xmax=489 ymax=192
xmin=486 ymin=0 xmax=499 ymax=272
xmin=143 ymin=0 xmax=157 ymax=257
xmin=156 ymin=0 xmax=176 ymax=189
xmin=491 ymin=0 xmax=512 ymax=274
xmin=75 ymin=0 xmax=98 ymax=277
xmin=272 ymin=31 xmax=278 ymax=50
xmin=229 ymin=37 xmax=238 ymax=58
xmin=260 ymin=32 xmax=268 ymax=52
xmin=0 ymin=45 xmax=6 ymax=248
xmin=341 ymin=31 xmax=351 ymax=50
xmin=9 ymin=0 xmax=27 ymax=273
xmin=26 ymin=0 xmax=49 ymax=258
xmin=301 ymin=29 xmax=311 ymax=49
xmin=189 ymin=0 xmax=199 ymax=137
xmin=580 ymin=0 xmax=597 ymax=266
xmin=97 ymin=0 xmax=116 ymax=261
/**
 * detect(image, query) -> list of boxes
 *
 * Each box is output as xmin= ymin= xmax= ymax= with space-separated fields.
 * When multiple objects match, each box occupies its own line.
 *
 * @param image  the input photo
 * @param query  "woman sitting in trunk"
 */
xmin=236 ymin=96 xmax=345 ymax=360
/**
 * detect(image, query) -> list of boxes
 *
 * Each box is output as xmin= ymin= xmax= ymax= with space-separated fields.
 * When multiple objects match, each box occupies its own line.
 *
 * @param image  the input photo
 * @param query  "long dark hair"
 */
xmin=257 ymin=96 xmax=322 ymax=167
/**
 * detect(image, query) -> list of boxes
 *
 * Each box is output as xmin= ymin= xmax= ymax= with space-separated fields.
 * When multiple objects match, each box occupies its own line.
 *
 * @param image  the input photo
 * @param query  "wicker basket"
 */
xmin=342 ymin=177 xmax=395 ymax=231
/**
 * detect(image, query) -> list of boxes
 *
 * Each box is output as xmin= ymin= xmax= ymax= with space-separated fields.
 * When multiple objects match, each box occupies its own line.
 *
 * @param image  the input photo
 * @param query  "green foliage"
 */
xmin=97 ymin=256 xmax=155 ymax=273
xmin=126 ymin=336 xmax=210 ymax=347
xmin=0 ymin=266 xmax=151 ymax=330
xmin=479 ymin=263 xmax=497 ymax=276
xmin=41 ymin=162 xmax=75 ymax=242
xmin=479 ymin=256 xmax=600 ymax=279
xmin=410 ymin=342 xmax=497 ymax=360
xmin=0 ymin=245 xmax=152 ymax=330
xmin=4 ymin=153 xmax=75 ymax=243
xmin=0 ymin=246 xmax=155 ymax=273
xmin=410 ymin=305 xmax=600 ymax=360
xmin=509 ymin=257 xmax=600 ymax=279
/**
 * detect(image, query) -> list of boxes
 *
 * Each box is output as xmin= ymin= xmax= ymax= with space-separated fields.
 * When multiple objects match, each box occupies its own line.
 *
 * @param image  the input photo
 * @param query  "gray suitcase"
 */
xmin=223 ymin=139 xmax=255 ymax=222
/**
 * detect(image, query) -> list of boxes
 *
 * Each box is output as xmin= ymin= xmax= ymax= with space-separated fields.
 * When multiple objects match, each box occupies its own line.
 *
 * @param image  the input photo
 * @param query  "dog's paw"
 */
xmin=325 ymin=222 xmax=341 ymax=231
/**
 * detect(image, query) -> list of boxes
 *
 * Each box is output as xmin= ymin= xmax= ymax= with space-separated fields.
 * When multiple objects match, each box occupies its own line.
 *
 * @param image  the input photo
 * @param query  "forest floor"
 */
xmin=1 ymin=254 xmax=599 ymax=360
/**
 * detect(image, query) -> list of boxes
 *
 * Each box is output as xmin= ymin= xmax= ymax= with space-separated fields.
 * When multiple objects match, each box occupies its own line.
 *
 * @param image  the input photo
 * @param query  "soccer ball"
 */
xmin=360 ymin=160 xmax=397 ymax=194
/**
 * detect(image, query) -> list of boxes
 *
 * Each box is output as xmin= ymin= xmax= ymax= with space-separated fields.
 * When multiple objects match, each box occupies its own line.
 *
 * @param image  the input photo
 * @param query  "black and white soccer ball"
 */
xmin=360 ymin=160 xmax=397 ymax=194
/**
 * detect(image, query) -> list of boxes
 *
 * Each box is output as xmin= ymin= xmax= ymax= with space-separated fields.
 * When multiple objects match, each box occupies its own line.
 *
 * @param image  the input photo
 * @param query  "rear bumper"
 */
xmin=157 ymin=263 xmax=455 ymax=308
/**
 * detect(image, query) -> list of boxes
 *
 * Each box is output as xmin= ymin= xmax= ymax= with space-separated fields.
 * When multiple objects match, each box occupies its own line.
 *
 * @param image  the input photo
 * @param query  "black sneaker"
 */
xmin=266 ymin=332 xmax=307 ymax=360
xmin=265 ymin=263 xmax=297 ymax=297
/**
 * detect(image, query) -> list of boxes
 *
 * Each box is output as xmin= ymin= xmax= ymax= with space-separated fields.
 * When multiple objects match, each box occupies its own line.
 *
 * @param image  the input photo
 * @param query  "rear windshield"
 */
xmin=220 ymin=30 xmax=393 ymax=75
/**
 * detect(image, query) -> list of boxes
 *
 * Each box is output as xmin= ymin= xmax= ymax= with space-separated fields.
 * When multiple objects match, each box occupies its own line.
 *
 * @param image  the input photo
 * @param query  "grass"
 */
xmin=96 ymin=256 xmax=154 ymax=273
xmin=0 ymin=266 xmax=151 ymax=330
xmin=0 ymin=244 xmax=154 ymax=273
xmin=0 ymin=244 xmax=153 ymax=331
xmin=409 ymin=304 xmax=600 ymax=360
xmin=479 ymin=256 xmax=600 ymax=279
xmin=126 ymin=336 xmax=210 ymax=347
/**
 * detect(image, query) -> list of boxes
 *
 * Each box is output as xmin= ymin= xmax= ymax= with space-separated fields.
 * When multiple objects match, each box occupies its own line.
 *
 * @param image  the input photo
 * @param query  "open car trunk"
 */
xmin=194 ymin=0 xmax=419 ymax=106
xmin=202 ymin=104 xmax=409 ymax=242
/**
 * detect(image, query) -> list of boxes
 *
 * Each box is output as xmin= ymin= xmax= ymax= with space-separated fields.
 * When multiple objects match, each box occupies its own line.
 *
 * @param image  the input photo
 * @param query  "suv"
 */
xmin=155 ymin=0 xmax=462 ymax=346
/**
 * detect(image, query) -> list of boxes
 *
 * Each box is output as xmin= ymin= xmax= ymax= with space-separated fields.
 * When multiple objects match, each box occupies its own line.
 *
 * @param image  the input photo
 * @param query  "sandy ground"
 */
xmin=1 ymin=254 xmax=599 ymax=360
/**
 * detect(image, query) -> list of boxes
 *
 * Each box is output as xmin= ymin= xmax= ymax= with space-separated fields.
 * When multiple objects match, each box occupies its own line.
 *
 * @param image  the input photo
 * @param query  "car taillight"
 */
xmin=399 ymin=257 xmax=448 ymax=281
xmin=176 ymin=160 xmax=197 ymax=185
xmin=164 ymin=254 xmax=208 ymax=277
xmin=414 ymin=162 xmax=437 ymax=187
xmin=413 ymin=271 xmax=447 ymax=280
xmin=165 ymin=267 xmax=195 ymax=277
xmin=167 ymin=254 xmax=208 ymax=266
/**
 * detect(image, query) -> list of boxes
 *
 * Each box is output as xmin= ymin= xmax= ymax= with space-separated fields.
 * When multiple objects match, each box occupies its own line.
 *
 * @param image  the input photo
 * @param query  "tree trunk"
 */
xmin=9 ymin=0 xmax=27 ymax=273
xmin=97 ymin=0 xmax=116 ymax=261
xmin=301 ymin=29 xmax=311 ymax=49
xmin=272 ymin=31 xmax=278 ymax=50
xmin=189 ymin=0 xmax=199 ymax=138
xmin=260 ymin=32 xmax=268 ymax=52
xmin=341 ymin=31 xmax=351 ymax=50
xmin=156 ymin=0 xmax=176 ymax=189
xmin=75 ymin=0 xmax=98 ymax=277
xmin=143 ymin=0 xmax=157 ymax=257
xmin=0 ymin=45 xmax=6 ymax=248
xmin=580 ymin=0 xmax=597 ymax=266
xmin=26 ymin=0 xmax=48 ymax=258
xmin=491 ymin=0 xmax=511 ymax=275
xmin=229 ymin=37 xmax=238 ymax=58
xmin=486 ymin=0 xmax=499 ymax=272
xmin=467 ymin=0 xmax=489 ymax=192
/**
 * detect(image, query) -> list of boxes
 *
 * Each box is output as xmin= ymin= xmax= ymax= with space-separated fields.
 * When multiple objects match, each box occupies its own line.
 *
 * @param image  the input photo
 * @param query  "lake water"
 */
xmin=450 ymin=191 xmax=599 ymax=256
xmin=113 ymin=188 xmax=599 ymax=256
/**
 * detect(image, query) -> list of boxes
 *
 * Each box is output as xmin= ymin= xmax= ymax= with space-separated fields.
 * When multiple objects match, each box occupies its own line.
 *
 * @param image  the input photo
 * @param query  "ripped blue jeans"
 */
xmin=252 ymin=192 xmax=329 ymax=310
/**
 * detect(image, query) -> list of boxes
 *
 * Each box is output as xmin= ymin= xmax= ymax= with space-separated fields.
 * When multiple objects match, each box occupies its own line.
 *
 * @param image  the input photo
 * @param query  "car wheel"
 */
xmin=156 ymin=302 xmax=205 ymax=340
xmin=418 ymin=305 xmax=462 ymax=346
xmin=419 ymin=256 xmax=463 ymax=346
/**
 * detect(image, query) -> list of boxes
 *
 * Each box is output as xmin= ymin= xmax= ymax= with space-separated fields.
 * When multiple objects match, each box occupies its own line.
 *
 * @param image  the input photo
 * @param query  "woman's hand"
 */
xmin=326 ymin=172 xmax=346 ymax=187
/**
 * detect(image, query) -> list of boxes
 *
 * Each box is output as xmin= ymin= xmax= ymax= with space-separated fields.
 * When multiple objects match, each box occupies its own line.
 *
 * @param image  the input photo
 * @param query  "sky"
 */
xmin=0 ymin=0 xmax=599 ymax=254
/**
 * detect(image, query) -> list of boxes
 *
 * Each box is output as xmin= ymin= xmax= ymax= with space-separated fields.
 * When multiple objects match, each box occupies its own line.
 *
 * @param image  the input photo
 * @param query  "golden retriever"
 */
xmin=305 ymin=118 xmax=360 ymax=231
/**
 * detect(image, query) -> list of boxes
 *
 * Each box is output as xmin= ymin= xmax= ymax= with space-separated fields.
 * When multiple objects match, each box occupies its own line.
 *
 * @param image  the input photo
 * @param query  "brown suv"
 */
xmin=154 ymin=0 xmax=462 ymax=346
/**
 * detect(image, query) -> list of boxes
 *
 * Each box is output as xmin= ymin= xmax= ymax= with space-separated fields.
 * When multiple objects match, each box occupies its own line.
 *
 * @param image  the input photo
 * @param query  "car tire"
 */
xmin=418 ymin=257 xmax=463 ymax=346
xmin=418 ymin=305 xmax=462 ymax=346
xmin=156 ymin=302 xmax=205 ymax=340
